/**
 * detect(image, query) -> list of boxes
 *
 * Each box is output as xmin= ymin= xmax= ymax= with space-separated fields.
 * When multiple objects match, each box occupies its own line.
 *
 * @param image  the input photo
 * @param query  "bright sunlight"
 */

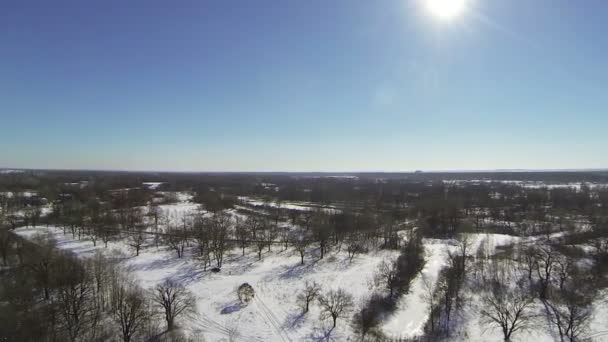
xmin=424 ymin=0 xmax=468 ymax=20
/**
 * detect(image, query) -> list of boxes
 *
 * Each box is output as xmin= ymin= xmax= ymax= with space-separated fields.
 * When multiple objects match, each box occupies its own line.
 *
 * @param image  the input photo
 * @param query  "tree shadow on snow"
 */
xmin=126 ymin=255 xmax=185 ymax=273
xmin=223 ymin=253 xmax=260 ymax=275
xmin=220 ymin=301 xmax=245 ymax=315
xmin=64 ymin=245 xmax=97 ymax=256
xmin=166 ymin=262 xmax=212 ymax=286
xmin=308 ymin=324 xmax=336 ymax=342
xmin=283 ymin=310 xmax=306 ymax=330
xmin=276 ymin=258 xmax=321 ymax=280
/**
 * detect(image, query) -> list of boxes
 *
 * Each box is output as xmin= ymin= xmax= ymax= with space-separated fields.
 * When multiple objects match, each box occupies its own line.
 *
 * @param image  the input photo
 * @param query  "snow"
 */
xmin=12 ymin=194 xmax=397 ymax=341
xmin=381 ymin=232 xmax=555 ymax=340
xmin=455 ymin=234 xmax=608 ymax=342
xmin=0 ymin=191 xmax=38 ymax=198
xmin=238 ymin=197 xmax=339 ymax=213
xmin=11 ymin=193 xmax=608 ymax=341
xmin=156 ymin=191 xmax=194 ymax=203
xmin=0 ymin=169 xmax=24 ymax=174
xmin=589 ymin=289 xmax=608 ymax=341
xmin=444 ymin=180 xmax=608 ymax=190
xmin=381 ymin=240 xmax=451 ymax=338
xmin=63 ymin=181 xmax=88 ymax=187
xmin=467 ymin=233 xmax=521 ymax=256
xmin=143 ymin=182 xmax=164 ymax=189
xmin=14 ymin=223 xmax=608 ymax=341
xmin=460 ymin=283 xmax=608 ymax=341
xmin=15 ymin=223 xmax=399 ymax=341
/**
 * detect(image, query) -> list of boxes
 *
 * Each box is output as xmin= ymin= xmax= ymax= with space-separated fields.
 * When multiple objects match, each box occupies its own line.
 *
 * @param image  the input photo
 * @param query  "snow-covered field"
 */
xmin=444 ymin=179 xmax=608 ymax=190
xmin=238 ymin=197 xmax=340 ymax=213
xmin=12 ymin=195 xmax=608 ymax=341
xmin=143 ymin=182 xmax=165 ymax=189
xmin=0 ymin=190 xmax=39 ymax=198
xmin=0 ymin=169 xmax=24 ymax=174
xmin=14 ymin=221 xmax=608 ymax=341
xmin=382 ymin=240 xmax=449 ymax=338
xmin=15 ymin=223 xmax=399 ymax=341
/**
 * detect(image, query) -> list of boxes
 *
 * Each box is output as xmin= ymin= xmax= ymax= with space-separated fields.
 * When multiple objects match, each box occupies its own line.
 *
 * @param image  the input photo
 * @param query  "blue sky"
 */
xmin=1 ymin=0 xmax=607 ymax=171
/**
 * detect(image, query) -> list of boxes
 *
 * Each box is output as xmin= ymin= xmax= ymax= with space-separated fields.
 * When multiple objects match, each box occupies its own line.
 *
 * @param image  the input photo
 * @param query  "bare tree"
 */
xmin=125 ymin=208 xmax=146 ymax=256
xmin=125 ymin=207 xmax=144 ymax=232
xmin=547 ymin=287 xmax=594 ymax=342
xmin=165 ymin=222 xmax=189 ymax=259
xmin=456 ymin=233 xmax=472 ymax=277
xmin=420 ymin=274 xmax=438 ymax=333
xmin=89 ymin=225 xmax=99 ymax=247
xmin=318 ymin=288 xmax=354 ymax=329
xmin=128 ymin=230 xmax=146 ymax=257
xmin=312 ymin=213 xmax=331 ymax=259
xmin=54 ymin=253 xmax=95 ymax=342
xmin=210 ymin=212 xmax=231 ymax=267
xmin=148 ymin=204 xmax=162 ymax=233
xmin=86 ymin=204 xmax=102 ymax=247
xmin=24 ymin=207 xmax=42 ymax=228
xmin=480 ymin=279 xmax=535 ymax=341
xmin=255 ymin=231 xmax=267 ymax=261
xmin=0 ymin=227 xmax=13 ymax=266
xmin=25 ymin=234 xmax=57 ymax=300
xmin=193 ymin=215 xmax=211 ymax=269
xmin=101 ymin=211 xmax=117 ymax=248
xmin=534 ymin=246 xmax=556 ymax=300
xmin=245 ymin=215 xmax=262 ymax=240
xmin=263 ymin=219 xmax=278 ymax=252
xmin=474 ymin=237 xmax=489 ymax=281
xmin=375 ymin=259 xmax=399 ymax=298
xmin=296 ymin=281 xmax=321 ymax=313
xmin=90 ymin=251 xmax=115 ymax=312
xmin=113 ymin=281 xmax=150 ymax=342
xmin=554 ymin=256 xmax=574 ymax=291
xmin=346 ymin=237 xmax=364 ymax=262
xmin=518 ymin=245 xmax=536 ymax=281
xmin=275 ymin=224 xmax=287 ymax=251
xmin=234 ymin=217 xmax=250 ymax=256
xmin=291 ymin=229 xmax=311 ymax=265
xmin=381 ymin=217 xmax=399 ymax=249
xmin=152 ymin=280 xmax=195 ymax=331
xmin=300 ymin=210 xmax=315 ymax=232
xmin=272 ymin=199 xmax=282 ymax=225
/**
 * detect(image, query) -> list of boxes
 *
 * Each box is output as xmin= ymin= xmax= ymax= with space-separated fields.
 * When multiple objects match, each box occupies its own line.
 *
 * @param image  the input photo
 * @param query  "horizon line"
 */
xmin=2 ymin=167 xmax=608 ymax=174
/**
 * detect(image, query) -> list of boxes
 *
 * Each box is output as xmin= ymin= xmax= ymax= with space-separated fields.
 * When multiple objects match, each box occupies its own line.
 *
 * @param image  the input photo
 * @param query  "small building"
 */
xmin=237 ymin=283 xmax=255 ymax=304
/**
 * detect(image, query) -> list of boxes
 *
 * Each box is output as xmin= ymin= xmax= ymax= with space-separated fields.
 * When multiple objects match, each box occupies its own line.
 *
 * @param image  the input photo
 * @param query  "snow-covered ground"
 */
xmin=0 ymin=190 xmax=39 ymax=198
xmin=455 ymin=236 xmax=608 ymax=342
xmin=444 ymin=180 xmax=608 ymax=190
xmin=381 ymin=233 xmax=523 ymax=340
xmin=382 ymin=240 xmax=450 ymax=338
xmin=238 ymin=197 xmax=339 ymax=213
xmin=143 ymin=182 xmax=164 ymax=189
xmin=15 ymin=223 xmax=398 ymax=341
xmin=0 ymin=169 xmax=24 ymax=174
xmin=14 ymin=222 xmax=608 ymax=341
xmin=12 ymin=195 xmax=608 ymax=341
xmin=458 ymin=283 xmax=608 ymax=342
xmin=156 ymin=191 xmax=194 ymax=203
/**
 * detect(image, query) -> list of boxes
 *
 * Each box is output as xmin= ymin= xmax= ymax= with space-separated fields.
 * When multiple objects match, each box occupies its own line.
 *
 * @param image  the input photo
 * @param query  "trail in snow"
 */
xmin=255 ymin=286 xmax=292 ymax=342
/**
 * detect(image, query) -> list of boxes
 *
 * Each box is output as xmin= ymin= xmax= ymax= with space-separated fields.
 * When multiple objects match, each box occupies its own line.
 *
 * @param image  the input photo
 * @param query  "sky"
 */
xmin=1 ymin=0 xmax=607 ymax=172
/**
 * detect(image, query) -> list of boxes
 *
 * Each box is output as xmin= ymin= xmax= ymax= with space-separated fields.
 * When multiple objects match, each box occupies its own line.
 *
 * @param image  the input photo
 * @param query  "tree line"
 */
xmin=0 ymin=230 xmax=196 ymax=342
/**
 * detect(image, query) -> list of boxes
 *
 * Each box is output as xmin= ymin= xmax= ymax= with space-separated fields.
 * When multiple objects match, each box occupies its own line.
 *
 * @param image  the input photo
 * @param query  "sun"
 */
xmin=424 ymin=0 xmax=468 ymax=20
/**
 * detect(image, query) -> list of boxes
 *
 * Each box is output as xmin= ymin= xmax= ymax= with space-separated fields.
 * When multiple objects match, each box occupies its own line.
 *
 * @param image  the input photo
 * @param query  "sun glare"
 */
xmin=425 ymin=0 xmax=467 ymax=20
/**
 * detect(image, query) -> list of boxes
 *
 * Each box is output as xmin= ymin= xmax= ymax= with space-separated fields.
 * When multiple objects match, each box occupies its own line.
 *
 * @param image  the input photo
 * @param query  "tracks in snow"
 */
xmin=196 ymin=313 xmax=265 ymax=342
xmin=255 ymin=281 xmax=292 ymax=342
